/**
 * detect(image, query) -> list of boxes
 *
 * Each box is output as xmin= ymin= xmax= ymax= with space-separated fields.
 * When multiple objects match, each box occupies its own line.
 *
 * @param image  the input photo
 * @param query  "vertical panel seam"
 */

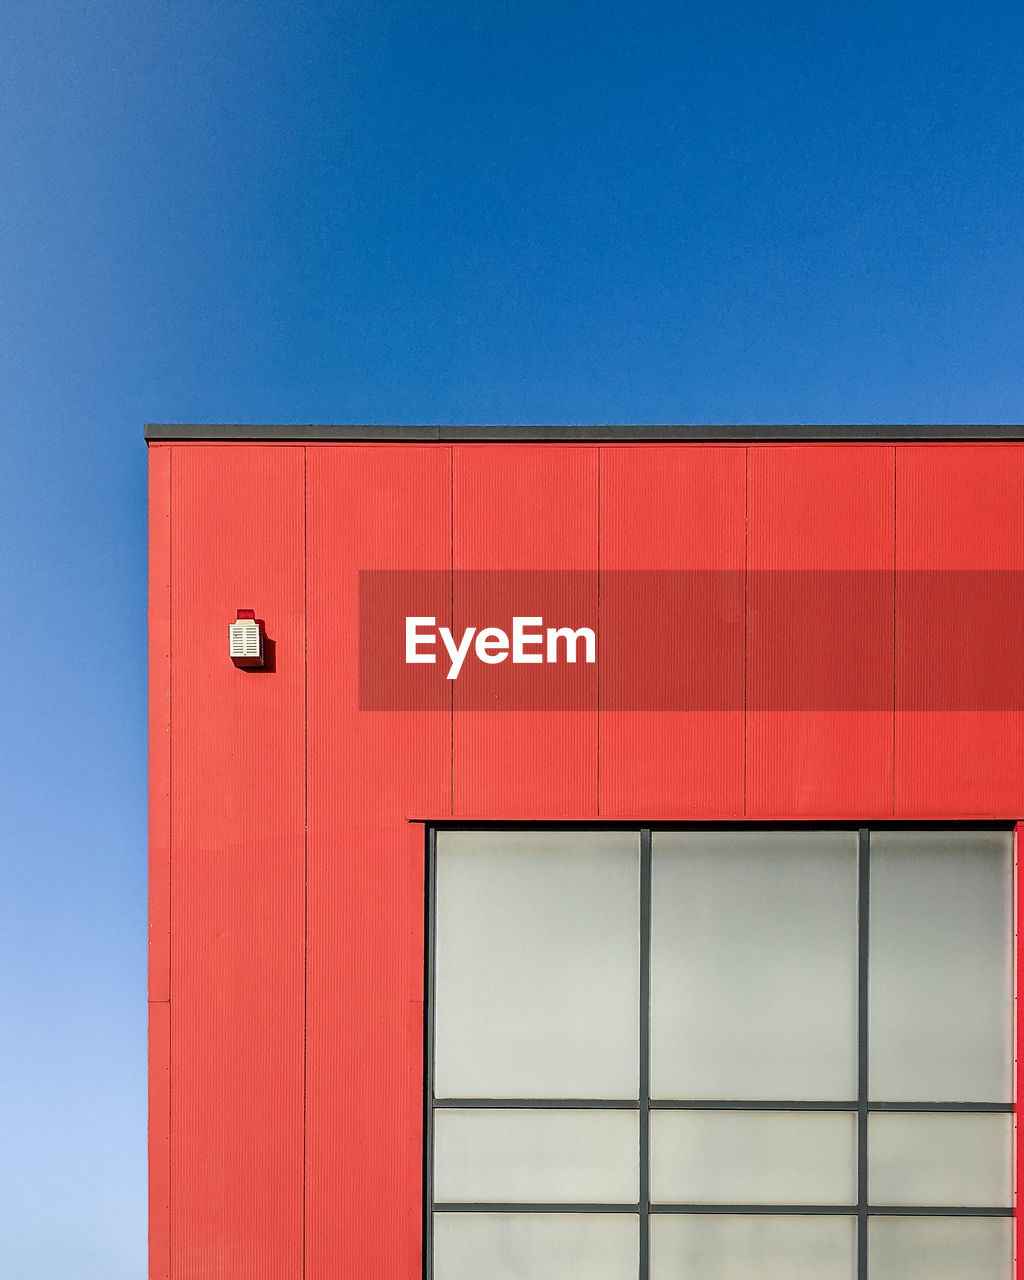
xmin=449 ymin=446 xmax=454 ymax=817
xmin=167 ymin=444 xmax=173 ymax=1005
xmin=892 ymin=447 xmax=898 ymax=817
xmin=302 ymin=446 xmax=309 ymax=1280
xmin=597 ymin=448 xmax=602 ymax=817
xmin=743 ymin=447 xmax=749 ymax=817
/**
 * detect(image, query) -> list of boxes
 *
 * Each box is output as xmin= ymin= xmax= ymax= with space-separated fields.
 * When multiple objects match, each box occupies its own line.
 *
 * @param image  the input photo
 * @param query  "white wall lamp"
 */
xmin=229 ymin=609 xmax=264 ymax=668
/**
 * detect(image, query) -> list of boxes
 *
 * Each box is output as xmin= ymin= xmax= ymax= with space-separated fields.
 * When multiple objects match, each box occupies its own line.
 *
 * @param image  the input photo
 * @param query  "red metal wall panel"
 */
xmin=170 ymin=445 xmax=305 ymax=1279
xmin=149 ymin=444 xmax=172 ymax=1003
xmin=895 ymin=445 xmax=1024 ymax=817
xmin=148 ymin=443 xmax=172 ymax=1280
xmin=452 ymin=445 xmax=598 ymax=817
xmin=598 ymin=445 xmax=745 ymax=817
xmin=153 ymin=436 xmax=1024 ymax=1280
xmin=149 ymin=999 xmax=170 ymax=1280
xmin=305 ymin=446 xmax=451 ymax=1280
xmin=746 ymin=445 xmax=895 ymax=818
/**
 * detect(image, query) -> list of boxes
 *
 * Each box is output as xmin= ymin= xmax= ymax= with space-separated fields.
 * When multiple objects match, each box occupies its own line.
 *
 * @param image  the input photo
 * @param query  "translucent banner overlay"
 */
xmin=358 ymin=570 xmax=1024 ymax=711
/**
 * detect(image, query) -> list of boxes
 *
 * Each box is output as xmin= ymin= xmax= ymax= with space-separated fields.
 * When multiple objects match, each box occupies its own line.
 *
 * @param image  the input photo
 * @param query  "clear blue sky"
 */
xmin=1 ymin=0 xmax=1023 ymax=1275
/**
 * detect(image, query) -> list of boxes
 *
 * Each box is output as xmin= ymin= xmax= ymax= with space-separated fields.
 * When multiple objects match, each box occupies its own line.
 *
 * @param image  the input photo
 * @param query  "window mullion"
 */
xmin=425 ymin=826 xmax=438 ymax=1280
xmin=858 ymin=827 xmax=870 ymax=1280
xmin=640 ymin=827 xmax=652 ymax=1279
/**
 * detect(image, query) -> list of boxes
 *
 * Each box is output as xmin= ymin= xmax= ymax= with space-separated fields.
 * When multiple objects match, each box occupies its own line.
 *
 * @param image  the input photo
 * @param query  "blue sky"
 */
xmin=1 ymin=0 xmax=1023 ymax=1275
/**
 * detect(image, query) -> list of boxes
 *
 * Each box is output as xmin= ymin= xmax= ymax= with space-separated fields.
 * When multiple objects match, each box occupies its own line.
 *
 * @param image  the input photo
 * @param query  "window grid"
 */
xmin=424 ymin=825 xmax=1014 ymax=1280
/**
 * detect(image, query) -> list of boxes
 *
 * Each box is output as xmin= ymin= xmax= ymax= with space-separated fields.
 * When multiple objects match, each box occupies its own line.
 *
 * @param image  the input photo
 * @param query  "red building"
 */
xmin=147 ymin=425 xmax=1024 ymax=1280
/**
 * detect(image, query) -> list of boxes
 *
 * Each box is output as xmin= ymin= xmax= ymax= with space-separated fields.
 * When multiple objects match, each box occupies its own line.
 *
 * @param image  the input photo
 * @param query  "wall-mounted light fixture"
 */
xmin=229 ymin=609 xmax=264 ymax=668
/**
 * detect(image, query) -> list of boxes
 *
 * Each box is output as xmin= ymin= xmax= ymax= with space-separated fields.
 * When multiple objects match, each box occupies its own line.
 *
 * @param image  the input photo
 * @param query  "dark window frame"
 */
xmin=423 ymin=822 xmax=1015 ymax=1280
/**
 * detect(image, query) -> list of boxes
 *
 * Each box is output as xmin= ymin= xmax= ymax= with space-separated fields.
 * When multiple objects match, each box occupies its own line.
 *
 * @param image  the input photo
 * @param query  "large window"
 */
xmin=426 ymin=828 xmax=1014 ymax=1280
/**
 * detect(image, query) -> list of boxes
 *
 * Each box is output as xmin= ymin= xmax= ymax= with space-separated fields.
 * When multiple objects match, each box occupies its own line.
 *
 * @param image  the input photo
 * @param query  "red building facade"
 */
xmin=148 ymin=427 xmax=1024 ymax=1279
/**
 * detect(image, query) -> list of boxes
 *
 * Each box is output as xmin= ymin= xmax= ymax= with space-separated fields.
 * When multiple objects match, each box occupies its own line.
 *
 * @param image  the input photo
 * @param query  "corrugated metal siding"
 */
xmin=452 ymin=445 xmax=599 ymax=817
xmin=151 ymin=438 xmax=1024 ymax=1280
xmin=747 ymin=444 xmax=895 ymax=817
xmin=305 ymin=446 xmax=451 ymax=1280
xmin=598 ymin=445 xmax=745 ymax=817
xmin=895 ymin=445 xmax=1024 ymax=816
xmin=148 ymin=996 xmax=171 ymax=1280
xmin=170 ymin=446 xmax=305 ymax=1278
xmin=149 ymin=444 xmax=172 ymax=1002
xmin=148 ymin=444 xmax=172 ymax=1279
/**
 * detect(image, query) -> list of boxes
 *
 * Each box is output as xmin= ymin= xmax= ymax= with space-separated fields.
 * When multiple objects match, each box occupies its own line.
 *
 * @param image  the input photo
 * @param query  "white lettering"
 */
xmin=512 ymin=616 xmax=544 ymax=663
xmin=476 ymin=627 xmax=509 ymax=663
xmin=546 ymin=626 xmax=596 ymax=664
xmin=438 ymin=626 xmax=476 ymax=680
xmin=405 ymin=616 xmax=597 ymax=676
xmin=405 ymin=617 xmax=437 ymax=663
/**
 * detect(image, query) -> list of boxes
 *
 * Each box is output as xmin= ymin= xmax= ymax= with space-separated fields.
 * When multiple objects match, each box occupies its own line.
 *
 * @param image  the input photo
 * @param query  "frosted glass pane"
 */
xmin=651 ymin=1109 xmax=856 ymax=1205
xmin=434 ymin=831 xmax=640 ymax=1098
xmin=868 ymin=1216 xmax=1012 ymax=1280
xmin=869 ymin=831 xmax=1012 ymax=1102
xmin=651 ymin=831 xmax=858 ymax=1099
xmin=869 ymin=1113 xmax=1012 ymax=1206
xmin=434 ymin=1108 xmax=639 ymax=1203
xmin=651 ymin=1214 xmax=855 ymax=1280
xmin=433 ymin=1212 xmax=639 ymax=1280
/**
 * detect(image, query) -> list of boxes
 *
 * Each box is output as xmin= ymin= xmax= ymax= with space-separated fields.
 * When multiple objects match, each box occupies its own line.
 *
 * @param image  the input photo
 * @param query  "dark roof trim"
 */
xmin=145 ymin=423 xmax=1024 ymax=443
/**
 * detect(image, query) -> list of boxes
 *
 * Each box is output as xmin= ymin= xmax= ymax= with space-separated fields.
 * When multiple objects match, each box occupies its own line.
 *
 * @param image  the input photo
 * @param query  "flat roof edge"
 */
xmin=144 ymin=423 xmax=1024 ymax=443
